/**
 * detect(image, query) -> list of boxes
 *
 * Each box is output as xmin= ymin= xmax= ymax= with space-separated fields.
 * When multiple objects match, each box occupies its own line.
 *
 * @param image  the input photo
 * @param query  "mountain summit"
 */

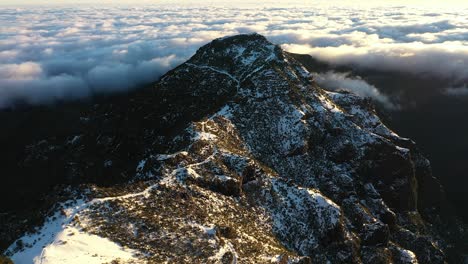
xmin=2 ymin=34 xmax=465 ymax=263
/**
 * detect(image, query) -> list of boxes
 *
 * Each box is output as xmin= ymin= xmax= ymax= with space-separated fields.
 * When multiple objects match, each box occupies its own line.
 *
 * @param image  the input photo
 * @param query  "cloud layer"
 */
xmin=0 ymin=2 xmax=467 ymax=107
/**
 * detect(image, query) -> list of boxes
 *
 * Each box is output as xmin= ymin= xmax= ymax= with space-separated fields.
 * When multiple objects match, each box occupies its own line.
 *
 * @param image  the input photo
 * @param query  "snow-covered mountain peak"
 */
xmin=2 ymin=34 xmax=464 ymax=264
xmin=184 ymin=33 xmax=298 ymax=83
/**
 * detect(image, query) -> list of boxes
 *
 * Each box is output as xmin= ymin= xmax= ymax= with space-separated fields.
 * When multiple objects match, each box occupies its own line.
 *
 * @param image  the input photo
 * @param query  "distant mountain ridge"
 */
xmin=1 ymin=33 xmax=466 ymax=263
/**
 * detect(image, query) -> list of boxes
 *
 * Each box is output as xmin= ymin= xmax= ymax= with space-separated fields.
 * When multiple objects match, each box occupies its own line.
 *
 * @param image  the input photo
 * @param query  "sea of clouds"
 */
xmin=0 ymin=1 xmax=467 ymax=108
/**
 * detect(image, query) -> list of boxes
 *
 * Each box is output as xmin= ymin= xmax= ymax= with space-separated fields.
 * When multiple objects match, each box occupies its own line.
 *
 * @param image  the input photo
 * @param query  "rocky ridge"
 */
xmin=2 ymin=34 xmax=466 ymax=263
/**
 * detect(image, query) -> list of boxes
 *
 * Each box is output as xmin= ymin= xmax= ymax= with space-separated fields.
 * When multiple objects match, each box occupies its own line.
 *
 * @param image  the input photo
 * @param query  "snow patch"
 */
xmin=209 ymin=241 xmax=238 ymax=263
xmin=397 ymin=248 xmax=419 ymax=264
xmin=193 ymin=131 xmax=218 ymax=141
xmin=211 ymin=105 xmax=233 ymax=119
xmin=156 ymin=151 xmax=189 ymax=161
xmin=6 ymin=203 xmax=139 ymax=264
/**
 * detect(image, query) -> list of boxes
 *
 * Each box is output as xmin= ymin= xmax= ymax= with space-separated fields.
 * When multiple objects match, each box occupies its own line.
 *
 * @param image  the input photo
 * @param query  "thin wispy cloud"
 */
xmin=0 ymin=2 xmax=467 ymax=107
xmin=444 ymin=86 xmax=468 ymax=96
xmin=314 ymin=71 xmax=398 ymax=109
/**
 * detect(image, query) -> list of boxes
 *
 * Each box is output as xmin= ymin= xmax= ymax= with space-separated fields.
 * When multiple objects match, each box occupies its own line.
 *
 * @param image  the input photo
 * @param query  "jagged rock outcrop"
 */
xmin=2 ymin=34 xmax=466 ymax=263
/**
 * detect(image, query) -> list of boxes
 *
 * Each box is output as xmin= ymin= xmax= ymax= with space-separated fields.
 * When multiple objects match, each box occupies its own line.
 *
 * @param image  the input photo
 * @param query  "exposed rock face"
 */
xmin=2 ymin=34 xmax=466 ymax=263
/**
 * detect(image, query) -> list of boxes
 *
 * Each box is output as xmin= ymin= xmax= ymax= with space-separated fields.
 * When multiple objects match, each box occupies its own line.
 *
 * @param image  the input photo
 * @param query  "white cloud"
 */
xmin=284 ymin=41 xmax=468 ymax=81
xmin=444 ymin=86 xmax=468 ymax=96
xmin=0 ymin=2 xmax=466 ymax=107
xmin=0 ymin=62 xmax=43 ymax=80
xmin=314 ymin=71 xmax=397 ymax=109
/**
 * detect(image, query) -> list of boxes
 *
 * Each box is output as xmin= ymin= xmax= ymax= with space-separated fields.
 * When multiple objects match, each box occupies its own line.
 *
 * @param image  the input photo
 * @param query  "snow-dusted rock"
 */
xmin=3 ymin=33 xmax=464 ymax=263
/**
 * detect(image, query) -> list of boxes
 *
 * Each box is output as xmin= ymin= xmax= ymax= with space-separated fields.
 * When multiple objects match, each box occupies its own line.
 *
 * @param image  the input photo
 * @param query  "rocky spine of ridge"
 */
xmin=2 ymin=34 xmax=466 ymax=263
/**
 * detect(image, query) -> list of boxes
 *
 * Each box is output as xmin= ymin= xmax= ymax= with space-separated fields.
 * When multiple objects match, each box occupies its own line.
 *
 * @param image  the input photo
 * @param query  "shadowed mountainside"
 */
xmin=1 ymin=34 xmax=466 ymax=263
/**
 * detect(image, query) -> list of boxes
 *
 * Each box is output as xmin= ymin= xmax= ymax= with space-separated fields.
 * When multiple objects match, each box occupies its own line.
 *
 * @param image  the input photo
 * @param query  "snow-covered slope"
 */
xmin=2 ymin=34 xmax=465 ymax=263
